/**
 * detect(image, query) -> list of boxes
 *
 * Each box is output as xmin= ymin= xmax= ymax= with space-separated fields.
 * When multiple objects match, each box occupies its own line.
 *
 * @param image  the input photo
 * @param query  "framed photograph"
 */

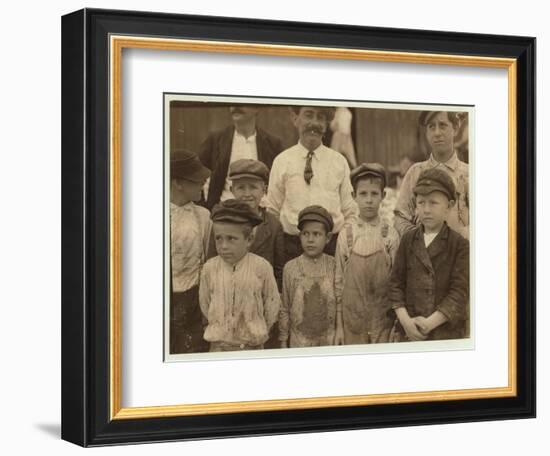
xmin=61 ymin=8 xmax=535 ymax=447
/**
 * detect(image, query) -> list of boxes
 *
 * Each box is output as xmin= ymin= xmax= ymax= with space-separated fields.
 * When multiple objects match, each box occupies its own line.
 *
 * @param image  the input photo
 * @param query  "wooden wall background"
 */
xmin=169 ymin=101 xmax=468 ymax=181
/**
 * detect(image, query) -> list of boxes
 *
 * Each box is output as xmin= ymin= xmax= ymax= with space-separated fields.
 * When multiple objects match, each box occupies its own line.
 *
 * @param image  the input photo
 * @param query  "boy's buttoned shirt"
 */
xmin=265 ymin=142 xmax=358 ymax=235
xmin=199 ymin=253 xmax=280 ymax=346
xmin=170 ymin=202 xmax=212 ymax=292
xmin=394 ymin=153 xmax=469 ymax=239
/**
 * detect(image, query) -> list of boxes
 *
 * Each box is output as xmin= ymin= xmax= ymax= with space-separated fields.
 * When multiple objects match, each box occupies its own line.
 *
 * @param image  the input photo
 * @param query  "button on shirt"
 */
xmin=394 ymin=153 xmax=469 ymax=239
xmin=219 ymin=131 xmax=259 ymax=202
xmin=199 ymin=253 xmax=281 ymax=346
xmin=265 ymin=143 xmax=358 ymax=235
xmin=170 ymin=202 xmax=212 ymax=292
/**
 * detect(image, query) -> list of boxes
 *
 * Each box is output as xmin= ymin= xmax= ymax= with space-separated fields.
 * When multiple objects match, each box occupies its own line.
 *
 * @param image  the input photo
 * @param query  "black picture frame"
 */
xmin=61 ymin=8 xmax=535 ymax=447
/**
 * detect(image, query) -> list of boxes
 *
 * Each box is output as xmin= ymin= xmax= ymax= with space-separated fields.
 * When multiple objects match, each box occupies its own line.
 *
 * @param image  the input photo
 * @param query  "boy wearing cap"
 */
xmin=279 ymin=205 xmax=337 ymax=348
xmin=199 ymin=199 xmax=281 ymax=352
xmin=388 ymin=168 xmax=469 ymax=341
xmin=334 ymin=163 xmax=400 ymax=345
xmin=394 ymin=111 xmax=469 ymax=240
xmin=207 ymin=158 xmax=285 ymax=292
xmin=169 ymin=150 xmax=212 ymax=354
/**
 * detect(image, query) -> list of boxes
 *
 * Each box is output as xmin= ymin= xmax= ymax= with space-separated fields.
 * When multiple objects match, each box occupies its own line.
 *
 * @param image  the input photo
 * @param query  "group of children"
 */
xmin=170 ymin=148 xmax=469 ymax=354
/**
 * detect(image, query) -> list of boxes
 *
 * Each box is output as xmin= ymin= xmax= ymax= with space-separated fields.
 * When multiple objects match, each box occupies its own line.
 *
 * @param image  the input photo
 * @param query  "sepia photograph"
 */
xmin=164 ymin=94 xmax=472 ymax=361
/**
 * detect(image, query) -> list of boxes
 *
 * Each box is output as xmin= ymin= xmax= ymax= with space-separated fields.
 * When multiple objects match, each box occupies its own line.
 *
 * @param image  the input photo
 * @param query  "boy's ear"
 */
xmin=247 ymin=231 xmax=255 ymax=246
xmin=448 ymin=199 xmax=456 ymax=209
xmin=325 ymin=231 xmax=333 ymax=245
xmin=351 ymin=190 xmax=356 ymax=199
xmin=382 ymin=189 xmax=387 ymax=199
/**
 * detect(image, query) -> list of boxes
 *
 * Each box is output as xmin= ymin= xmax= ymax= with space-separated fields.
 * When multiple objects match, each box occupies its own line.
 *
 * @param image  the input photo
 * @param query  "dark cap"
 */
xmin=171 ymin=149 xmax=211 ymax=183
xmin=228 ymin=159 xmax=269 ymax=184
xmin=414 ymin=168 xmax=456 ymax=201
xmin=297 ymin=205 xmax=334 ymax=232
xmin=211 ymin=199 xmax=263 ymax=227
xmin=350 ymin=162 xmax=387 ymax=189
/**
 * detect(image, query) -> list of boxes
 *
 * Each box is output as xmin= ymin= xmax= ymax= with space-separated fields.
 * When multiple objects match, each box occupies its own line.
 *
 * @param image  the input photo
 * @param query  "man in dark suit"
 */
xmin=198 ymin=105 xmax=283 ymax=210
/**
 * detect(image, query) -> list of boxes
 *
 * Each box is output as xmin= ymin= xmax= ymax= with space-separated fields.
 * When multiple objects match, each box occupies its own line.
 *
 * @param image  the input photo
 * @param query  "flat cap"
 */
xmin=350 ymin=162 xmax=387 ymax=189
xmin=211 ymin=199 xmax=263 ymax=226
xmin=414 ymin=167 xmax=457 ymax=201
xmin=297 ymin=205 xmax=334 ymax=232
xmin=171 ymin=149 xmax=210 ymax=183
xmin=228 ymin=159 xmax=269 ymax=183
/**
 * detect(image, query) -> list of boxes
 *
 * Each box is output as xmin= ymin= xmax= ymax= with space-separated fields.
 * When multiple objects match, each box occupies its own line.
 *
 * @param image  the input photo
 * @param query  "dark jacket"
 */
xmin=387 ymin=223 xmax=469 ymax=340
xmin=207 ymin=208 xmax=286 ymax=291
xmin=198 ymin=126 xmax=283 ymax=210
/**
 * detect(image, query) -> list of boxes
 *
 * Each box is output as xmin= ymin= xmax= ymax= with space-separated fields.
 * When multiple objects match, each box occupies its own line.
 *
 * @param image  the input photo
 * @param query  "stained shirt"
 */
xmin=394 ymin=153 xmax=469 ymax=239
xmin=334 ymin=218 xmax=400 ymax=309
xmin=170 ymin=202 xmax=212 ymax=292
xmin=199 ymin=253 xmax=280 ymax=346
xmin=265 ymin=142 xmax=358 ymax=235
xmin=279 ymin=254 xmax=337 ymax=347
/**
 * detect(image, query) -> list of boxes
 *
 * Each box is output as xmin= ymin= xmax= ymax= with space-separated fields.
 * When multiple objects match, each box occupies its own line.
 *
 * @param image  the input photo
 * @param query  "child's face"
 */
xmin=230 ymin=178 xmax=265 ymax=213
xmin=173 ymin=178 xmax=204 ymax=203
xmin=213 ymin=222 xmax=253 ymax=265
xmin=354 ymin=178 xmax=384 ymax=221
xmin=299 ymin=221 xmax=331 ymax=259
xmin=416 ymin=191 xmax=454 ymax=233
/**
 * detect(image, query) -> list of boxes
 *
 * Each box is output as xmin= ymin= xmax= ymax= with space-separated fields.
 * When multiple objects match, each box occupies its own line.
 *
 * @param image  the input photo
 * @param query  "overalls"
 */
xmin=341 ymin=224 xmax=393 ymax=345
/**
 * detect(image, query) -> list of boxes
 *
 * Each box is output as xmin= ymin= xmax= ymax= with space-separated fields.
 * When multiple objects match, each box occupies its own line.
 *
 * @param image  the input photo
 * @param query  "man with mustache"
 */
xmin=266 ymin=106 xmax=358 ymax=262
xmin=199 ymin=105 xmax=283 ymax=210
xmin=394 ymin=111 xmax=469 ymax=240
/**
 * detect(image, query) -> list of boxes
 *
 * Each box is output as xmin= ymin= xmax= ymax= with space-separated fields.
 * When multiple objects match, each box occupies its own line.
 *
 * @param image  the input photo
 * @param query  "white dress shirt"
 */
xmin=265 ymin=142 xmax=358 ymax=235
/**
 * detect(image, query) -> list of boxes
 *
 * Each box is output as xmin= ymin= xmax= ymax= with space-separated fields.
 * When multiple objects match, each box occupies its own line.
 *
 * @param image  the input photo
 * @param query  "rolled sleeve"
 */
xmin=339 ymin=161 xmax=359 ymax=225
xmin=394 ymin=166 xmax=420 ymax=237
xmin=265 ymin=158 xmax=285 ymax=218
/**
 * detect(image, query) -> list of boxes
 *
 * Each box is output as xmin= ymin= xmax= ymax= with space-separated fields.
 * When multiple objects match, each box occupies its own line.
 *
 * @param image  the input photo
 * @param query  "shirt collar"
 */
xmin=297 ymin=141 xmax=324 ymax=160
xmin=428 ymin=152 xmax=459 ymax=171
xmin=222 ymin=252 xmax=250 ymax=271
xmin=416 ymin=221 xmax=449 ymax=239
xmin=357 ymin=216 xmax=380 ymax=227
xmin=170 ymin=201 xmax=194 ymax=212
xmin=233 ymin=130 xmax=257 ymax=142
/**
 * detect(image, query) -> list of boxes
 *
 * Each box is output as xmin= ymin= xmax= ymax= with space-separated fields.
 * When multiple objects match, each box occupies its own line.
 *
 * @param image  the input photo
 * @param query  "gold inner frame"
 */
xmin=109 ymin=35 xmax=517 ymax=420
